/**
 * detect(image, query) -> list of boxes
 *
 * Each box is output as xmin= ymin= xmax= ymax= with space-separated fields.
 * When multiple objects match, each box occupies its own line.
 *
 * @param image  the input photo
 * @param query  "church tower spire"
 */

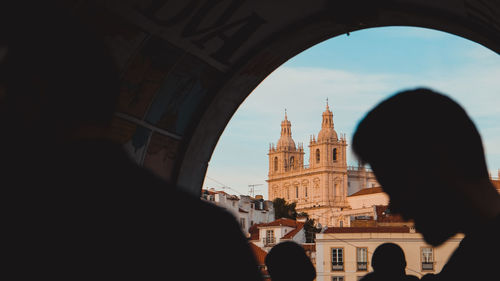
xmin=318 ymin=99 xmax=337 ymax=141
xmin=269 ymin=110 xmax=304 ymax=176
xmin=277 ymin=109 xmax=295 ymax=150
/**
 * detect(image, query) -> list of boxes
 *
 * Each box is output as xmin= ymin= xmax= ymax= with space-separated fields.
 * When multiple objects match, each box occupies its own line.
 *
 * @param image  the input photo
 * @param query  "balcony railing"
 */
xmin=422 ymin=262 xmax=434 ymax=271
xmin=357 ymin=262 xmax=368 ymax=271
xmin=331 ymin=262 xmax=344 ymax=271
xmin=264 ymin=237 xmax=276 ymax=246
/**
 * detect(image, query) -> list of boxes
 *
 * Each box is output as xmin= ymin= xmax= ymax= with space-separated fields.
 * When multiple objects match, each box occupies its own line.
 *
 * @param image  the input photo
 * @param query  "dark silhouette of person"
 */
xmin=352 ymin=88 xmax=500 ymax=281
xmin=265 ymin=241 xmax=316 ymax=281
xmin=1 ymin=2 xmax=262 ymax=280
xmin=360 ymin=243 xmax=419 ymax=281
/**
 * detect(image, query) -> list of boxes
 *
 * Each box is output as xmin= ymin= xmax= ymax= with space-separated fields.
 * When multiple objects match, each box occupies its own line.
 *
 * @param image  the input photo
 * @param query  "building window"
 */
xmin=274 ymin=157 xmax=278 ymax=171
xmin=331 ymin=248 xmax=344 ymax=271
xmin=332 ymin=276 xmax=344 ymax=281
xmin=357 ymin=248 xmax=368 ymax=271
xmin=316 ymin=149 xmax=320 ymax=163
xmin=295 ymin=186 xmax=299 ymax=198
xmin=240 ymin=218 xmax=246 ymax=229
xmin=421 ymin=247 xmax=434 ymax=271
xmin=265 ymin=230 xmax=276 ymax=246
xmin=290 ymin=156 xmax=294 ymax=169
xmin=305 ymin=186 xmax=308 ymax=197
xmin=339 ymin=221 xmax=343 ymax=227
xmin=333 ymin=148 xmax=337 ymax=161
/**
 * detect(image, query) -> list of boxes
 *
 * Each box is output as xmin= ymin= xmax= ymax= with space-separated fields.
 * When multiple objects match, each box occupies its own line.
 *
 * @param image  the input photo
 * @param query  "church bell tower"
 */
xmin=309 ymin=101 xmax=349 ymax=208
xmin=268 ymin=111 xmax=304 ymax=175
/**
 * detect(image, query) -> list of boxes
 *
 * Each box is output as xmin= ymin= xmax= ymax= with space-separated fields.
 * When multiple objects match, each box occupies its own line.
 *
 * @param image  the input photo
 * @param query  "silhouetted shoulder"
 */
xmin=436 ymin=214 xmax=500 ymax=281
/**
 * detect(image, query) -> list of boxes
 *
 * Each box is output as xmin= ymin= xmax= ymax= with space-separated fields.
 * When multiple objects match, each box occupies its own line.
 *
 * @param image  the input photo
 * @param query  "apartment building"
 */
xmin=201 ymin=188 xmax=275 ymax=236
xmin=315 ymin=227 xmax=463 ymax=281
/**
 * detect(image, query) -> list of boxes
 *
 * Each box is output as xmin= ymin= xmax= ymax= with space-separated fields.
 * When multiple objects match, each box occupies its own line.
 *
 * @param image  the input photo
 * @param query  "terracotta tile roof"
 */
xmin=248 ymin=218 xmax=305 ymax=241
xmin=258 ymin=218 xmax=302 ymax=228
xmin=202 ymin=189 xmax=216 ymax=196
xmin=249 ymin=242 xmax=267 ymax=265
xmin=324 ymin=226 xmax=410 ymax=233
xmin=282 ymin=222 xmax=305 ymax=239
xmin=249 ymin=243 xmax=272 ymax=281
xmin=348 ymin=186 xmax=384 ymax=197
xmin=249 ymin=223 xmax=263 ymax=241
xmin=492 ymin=179 xmax=500 ymax=191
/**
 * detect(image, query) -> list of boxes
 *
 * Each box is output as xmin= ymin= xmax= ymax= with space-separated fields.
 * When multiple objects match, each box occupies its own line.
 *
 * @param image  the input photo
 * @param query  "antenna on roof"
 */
xmin=248 ymin=183 xmax=263 ymax=197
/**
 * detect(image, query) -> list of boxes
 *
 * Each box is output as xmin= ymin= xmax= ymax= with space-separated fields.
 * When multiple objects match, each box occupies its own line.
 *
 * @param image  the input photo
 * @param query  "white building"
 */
xmin=315 ymin=227 xmax=463 ymax=281
xmin=201 ymin=189 xmax=275 ymax=236
xmin=249 ymin=217 xmax=306 ymax=251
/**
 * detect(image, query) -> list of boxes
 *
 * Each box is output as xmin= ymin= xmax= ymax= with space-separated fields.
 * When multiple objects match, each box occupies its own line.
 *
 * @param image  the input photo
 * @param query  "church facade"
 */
xmin=267 ymin=103 xmax=379 ymax=227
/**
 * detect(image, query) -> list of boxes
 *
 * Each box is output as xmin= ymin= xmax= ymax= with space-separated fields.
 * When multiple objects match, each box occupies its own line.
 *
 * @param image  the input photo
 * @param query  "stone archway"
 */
xmin=79 ymin=1 xmax=500 ymax=195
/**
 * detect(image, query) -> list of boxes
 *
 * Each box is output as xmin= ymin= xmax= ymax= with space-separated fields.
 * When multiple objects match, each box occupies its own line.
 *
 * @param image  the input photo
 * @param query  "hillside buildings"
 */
xmin=201 ymin=188 xmax=275 ymax=236
xmin=202 ymin=101 xmax=500 ymax=281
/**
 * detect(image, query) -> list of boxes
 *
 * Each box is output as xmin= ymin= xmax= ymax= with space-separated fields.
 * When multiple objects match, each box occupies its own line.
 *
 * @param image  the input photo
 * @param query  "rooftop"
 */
xmin=492 ymin=179 xmax=500 ymax=191
xmin=324 ymin=226 xmax=411 ymax=233
xmin=249 ymin=218 xmax=305 ymax=241
xmin=249 ymin=242 xmax=267 ymax=265
xmin=348 ymin=186 xmax=384 ymax=197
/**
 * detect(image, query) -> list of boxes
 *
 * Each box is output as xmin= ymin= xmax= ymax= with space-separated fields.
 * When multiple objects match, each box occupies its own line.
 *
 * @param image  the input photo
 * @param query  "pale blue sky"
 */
xmin=203 ymin=26 xmax=500 ymax=198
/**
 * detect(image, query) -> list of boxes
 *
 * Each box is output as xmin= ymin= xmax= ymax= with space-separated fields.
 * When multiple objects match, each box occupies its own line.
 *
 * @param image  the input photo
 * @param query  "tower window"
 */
xmin=316 ymin=149 xmax=320 ymax=163
xmin=333 ymin=148 xmax=337 ymax=161
xmin=290 ymin=156 xmax=294 ymax=169
xmin=274 ymin=157 xmax=278 ymax=171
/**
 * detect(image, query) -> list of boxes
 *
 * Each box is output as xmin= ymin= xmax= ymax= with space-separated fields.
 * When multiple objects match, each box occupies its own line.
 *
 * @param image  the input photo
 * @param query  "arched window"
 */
xmin=316 ymin=149 xmax=320 ymax=163
xmin=289 ymin=156 xmax=295 ymax=169
xmin=274 ymin=157 xmax=278 ymax=171
xmin=333 ymin=148 xmax=337 ymax=161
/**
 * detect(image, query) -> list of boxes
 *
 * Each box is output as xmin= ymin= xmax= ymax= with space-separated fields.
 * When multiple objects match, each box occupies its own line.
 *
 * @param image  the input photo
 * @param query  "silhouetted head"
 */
xmin=0 ymin=2 xmax=119 ymax=145
xmin=371 ymin=243 xmax=406 ymax=276
xmin=352 ymin=88 xmax=489 ymax=246
xmin=265 ymin=241 xmax=316 ymax=281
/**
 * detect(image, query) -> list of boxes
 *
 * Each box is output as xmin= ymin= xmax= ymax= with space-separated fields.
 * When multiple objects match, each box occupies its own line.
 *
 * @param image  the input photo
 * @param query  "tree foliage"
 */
xmin=272 ymin=199 xmax=321 ymax=242
xmin=272 ymin=198 xmax=297 ymax=219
